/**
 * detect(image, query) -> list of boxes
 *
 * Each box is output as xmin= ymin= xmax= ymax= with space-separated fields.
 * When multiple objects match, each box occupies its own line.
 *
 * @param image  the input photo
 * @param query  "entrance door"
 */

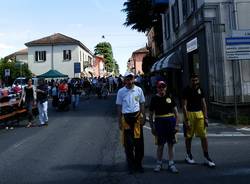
xmin=188 ymin=50 xmax=200 ymax=75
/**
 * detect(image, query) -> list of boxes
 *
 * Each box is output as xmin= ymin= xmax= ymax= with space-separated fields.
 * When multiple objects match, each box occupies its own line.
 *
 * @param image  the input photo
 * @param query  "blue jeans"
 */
xmin=37 ymin=101 xmax=48 ymax=124
xmin=72 ymin=94 xmax=80 ymax=107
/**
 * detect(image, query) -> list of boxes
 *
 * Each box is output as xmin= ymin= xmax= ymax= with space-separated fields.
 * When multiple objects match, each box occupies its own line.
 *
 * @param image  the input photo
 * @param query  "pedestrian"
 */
xmin=51 ymin=82 xmax=58 ymax=108
xmin=149 ymin=81 xmax=179 ymax=173
xmin=71 ymin=80 xmax=81 ymax=109
xmin=182 ymin=73 xmax=215 ymax=167
xmin=36 ymin=78 xmax=49 ymax=126
xmin=19 ymin=78 xmax=37 ymax=128
xmin=116 ymin=71 xmax=146 ymax=174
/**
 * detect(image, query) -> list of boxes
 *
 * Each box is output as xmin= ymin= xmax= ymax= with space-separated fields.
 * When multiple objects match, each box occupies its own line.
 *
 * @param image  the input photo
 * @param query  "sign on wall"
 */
xmin=74 ymin=62 xmax=81 ymax=74
xmin=226 ymin=37 xmax=250 ymax=60
xmin=187 ymin=37 xmax=198 ymax=53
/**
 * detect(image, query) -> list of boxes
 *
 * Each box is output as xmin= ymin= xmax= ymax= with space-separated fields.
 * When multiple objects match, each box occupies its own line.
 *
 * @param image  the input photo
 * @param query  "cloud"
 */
xmin=0 ymin=33 xmax=5 ymax=37
xmin=0 ymin=43 xmax=13 ymax=49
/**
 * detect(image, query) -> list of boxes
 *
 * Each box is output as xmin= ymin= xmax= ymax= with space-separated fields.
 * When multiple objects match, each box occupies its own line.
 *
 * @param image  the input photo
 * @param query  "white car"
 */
xmin=12 ymin=77 xmax=38 ymax=89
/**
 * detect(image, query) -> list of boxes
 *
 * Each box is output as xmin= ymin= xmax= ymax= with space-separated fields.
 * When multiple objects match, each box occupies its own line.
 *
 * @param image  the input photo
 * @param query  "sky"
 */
xmin=0 ymin=0 xmax=147 ymax=74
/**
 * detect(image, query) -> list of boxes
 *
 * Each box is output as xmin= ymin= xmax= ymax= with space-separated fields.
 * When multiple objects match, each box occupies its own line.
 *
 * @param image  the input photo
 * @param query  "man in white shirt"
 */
xmin=116 ymin=71 xmax=146 ymax=174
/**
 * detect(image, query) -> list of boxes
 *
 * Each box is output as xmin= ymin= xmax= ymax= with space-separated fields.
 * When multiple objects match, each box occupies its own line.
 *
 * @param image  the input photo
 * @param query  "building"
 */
xmin=25 ymin=33 xmax=94 ymax=78
xmin=128 ymin=47 xmax=149 ymax=74
xmin=92 ymin=55 xmax=105 ymax=77
xmin=150 ymin=0 xmax=250 ymax=119
xmin=4 ymin=48 xmax=28 ymax=63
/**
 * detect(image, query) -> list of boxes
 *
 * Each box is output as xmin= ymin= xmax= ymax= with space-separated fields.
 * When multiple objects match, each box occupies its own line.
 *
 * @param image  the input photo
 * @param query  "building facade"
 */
xmin=127 ymin=47 xmax=149 ymax=74
xmin=151 ymin=0 xmax=250 ymax=118
xmin=93 ymin=55 xmax=105 ymax=77
xmin=25 ymin=33 xmax=94 ymax=78
xmin=5 ymin=48 xmax=28 ymax=63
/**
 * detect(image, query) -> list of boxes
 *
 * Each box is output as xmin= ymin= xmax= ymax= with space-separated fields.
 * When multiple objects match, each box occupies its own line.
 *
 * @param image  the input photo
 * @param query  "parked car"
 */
xmin=12 ymin=77 xmax=27 ymax=89
xmin=12 ymin=77 xmax=38 ymax=89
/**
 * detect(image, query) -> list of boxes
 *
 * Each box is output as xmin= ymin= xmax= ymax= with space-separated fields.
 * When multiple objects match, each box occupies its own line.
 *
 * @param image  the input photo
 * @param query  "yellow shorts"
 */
xmin=185 ymin=111 xmax=206 ymax=138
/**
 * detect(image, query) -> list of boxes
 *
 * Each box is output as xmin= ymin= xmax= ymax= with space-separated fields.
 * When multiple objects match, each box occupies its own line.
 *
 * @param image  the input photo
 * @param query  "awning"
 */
xmin=161 ymin=52 xmax=181 ymax=70
xmin=37 ymin=69 xmax=68 ymax=78
xmin=150 ymin=52 xmax=181 ymax=72
xmin=150 ymin=57 xmax=164 ymax=72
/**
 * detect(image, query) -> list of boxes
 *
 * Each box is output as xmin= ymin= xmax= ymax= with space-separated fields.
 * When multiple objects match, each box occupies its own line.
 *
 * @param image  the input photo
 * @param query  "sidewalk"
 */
xmin=145 ymin=111 xmax=250 ymax=137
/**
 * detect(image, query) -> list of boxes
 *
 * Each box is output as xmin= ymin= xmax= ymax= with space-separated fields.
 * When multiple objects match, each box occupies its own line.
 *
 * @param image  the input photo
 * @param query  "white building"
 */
xmin=25 ymin=33 xmax=94 ymax=78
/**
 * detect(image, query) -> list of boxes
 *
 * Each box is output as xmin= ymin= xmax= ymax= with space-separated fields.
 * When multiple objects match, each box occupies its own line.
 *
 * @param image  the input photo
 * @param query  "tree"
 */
xmin=122 ymin=0 xmax=154 ymax=32
xmin=0 ymin=58 xmax=32 ymax=85
xmin=94 ymin=42 xmax=115 ymax=73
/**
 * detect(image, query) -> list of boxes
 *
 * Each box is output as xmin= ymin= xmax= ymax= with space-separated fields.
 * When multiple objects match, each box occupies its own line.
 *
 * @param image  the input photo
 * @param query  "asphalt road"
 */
xmin=0 ymin=95 xmax=250 ymax=184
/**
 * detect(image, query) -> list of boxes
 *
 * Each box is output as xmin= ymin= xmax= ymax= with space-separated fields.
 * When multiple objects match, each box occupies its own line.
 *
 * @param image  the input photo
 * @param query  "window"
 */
xmin=88 ymin=56 xmax=92 ymax=65
xmin=165 ymin=13 xmax=170 ymax=39
xmin=35 ymin=51 xmax=46 ymax=62
xmin=172 ymin=0 xmax=179 ymax=31
xmin=80 ymin=51 xmax=82 ymax=61
xmin=190 ymin=0 xmax=196 ymax=14
xmin=63 ymin=50 xmax=71 ymax=61
xmin=182 ymin=0 xmax=188 ymax=19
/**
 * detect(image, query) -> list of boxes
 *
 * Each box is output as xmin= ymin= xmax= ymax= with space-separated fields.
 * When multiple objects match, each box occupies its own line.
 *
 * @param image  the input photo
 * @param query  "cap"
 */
xmin=124 ymin=71 xmax=134 ymax=78
xmin=157 ymin=81 xmax=166 ymax=88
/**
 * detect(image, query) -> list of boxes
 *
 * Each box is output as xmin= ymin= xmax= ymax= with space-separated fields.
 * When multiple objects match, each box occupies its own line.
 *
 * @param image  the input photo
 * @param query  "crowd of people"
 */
xmin=116 ymin=72 xmax=216 ymax=175
xmin=1 ymin=71 xmax=216 ymax=175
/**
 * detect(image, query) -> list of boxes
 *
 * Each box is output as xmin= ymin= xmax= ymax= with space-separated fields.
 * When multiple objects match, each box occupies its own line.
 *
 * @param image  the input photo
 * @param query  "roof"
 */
xmin=132 ymin=47 xmax=149 ymax=54
xmin=25 ymin=33 xmax=93 ymax=55
xmin=5 ymin=48 xmax=28 ymax=59
xmin=37 ymin=69 xmax=68 ymax=78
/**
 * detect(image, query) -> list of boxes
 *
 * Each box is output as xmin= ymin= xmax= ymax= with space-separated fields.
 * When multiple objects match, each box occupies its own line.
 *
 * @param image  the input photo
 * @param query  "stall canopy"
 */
xmin=151 ymin=52 xmax=182 ymax=72
xmin=37 ymin=69 xmax=68 ymax=78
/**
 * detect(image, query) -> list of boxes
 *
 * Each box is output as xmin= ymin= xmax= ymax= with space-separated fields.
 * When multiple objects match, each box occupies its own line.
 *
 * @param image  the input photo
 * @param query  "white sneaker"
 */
xmin=168 ymin=164 xmax=179 ymax=173
xmin=185 ymin=154 xmax=195 ymax=164
xmin=204 ymin=158 xmax=216 ymax=168
xmin=154 ymin=164 xmax=162 ymax=172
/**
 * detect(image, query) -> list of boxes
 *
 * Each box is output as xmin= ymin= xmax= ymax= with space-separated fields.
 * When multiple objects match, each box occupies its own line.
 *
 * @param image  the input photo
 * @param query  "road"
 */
xmin=0 ymin=95 xmax=249 ymax=184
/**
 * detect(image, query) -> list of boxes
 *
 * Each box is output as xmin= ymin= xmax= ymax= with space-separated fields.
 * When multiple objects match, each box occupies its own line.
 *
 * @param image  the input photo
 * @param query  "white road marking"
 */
xmin=237 ymin=127 xmax=250 ymax=131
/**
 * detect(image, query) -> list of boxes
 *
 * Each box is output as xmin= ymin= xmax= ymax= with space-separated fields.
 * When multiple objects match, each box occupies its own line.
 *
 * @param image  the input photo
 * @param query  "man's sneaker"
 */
xmin=168 ymin=164 xmax=179 ymax=173
xmin=154 ymin=163 xmax=162 ymax=172
xmin=185 ymin=154 xmax=195 ymax=164
xmin=204 ymin=157 xmax=216 ymax=168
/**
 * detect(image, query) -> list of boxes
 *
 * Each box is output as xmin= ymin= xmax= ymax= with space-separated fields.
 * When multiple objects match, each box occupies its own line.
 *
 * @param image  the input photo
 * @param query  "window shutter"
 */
xmin=69 ymin=50 xmax=71 ymax=60
xmin=63 ymin=50 xmax=66 ymax=60
xmin=44 ymin=51 xmax=46 ymax=61
xmin=35 ymin=51 xmax=38 ymax=61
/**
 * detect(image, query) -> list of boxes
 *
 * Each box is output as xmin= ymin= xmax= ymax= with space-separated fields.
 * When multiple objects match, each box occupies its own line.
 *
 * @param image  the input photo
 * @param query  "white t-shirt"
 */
xmin=116 ymin=85 xmax=145 ymax=114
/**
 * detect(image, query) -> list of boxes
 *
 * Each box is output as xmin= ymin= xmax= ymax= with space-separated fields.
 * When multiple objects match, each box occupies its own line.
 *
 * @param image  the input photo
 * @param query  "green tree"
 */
xmin=0 ymin=58 xmax=32 ymax=85
xmin=94 ymin=42 xmax=115 ymax=73
xmin=122 ymin=0 xmax=154 ymax=32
